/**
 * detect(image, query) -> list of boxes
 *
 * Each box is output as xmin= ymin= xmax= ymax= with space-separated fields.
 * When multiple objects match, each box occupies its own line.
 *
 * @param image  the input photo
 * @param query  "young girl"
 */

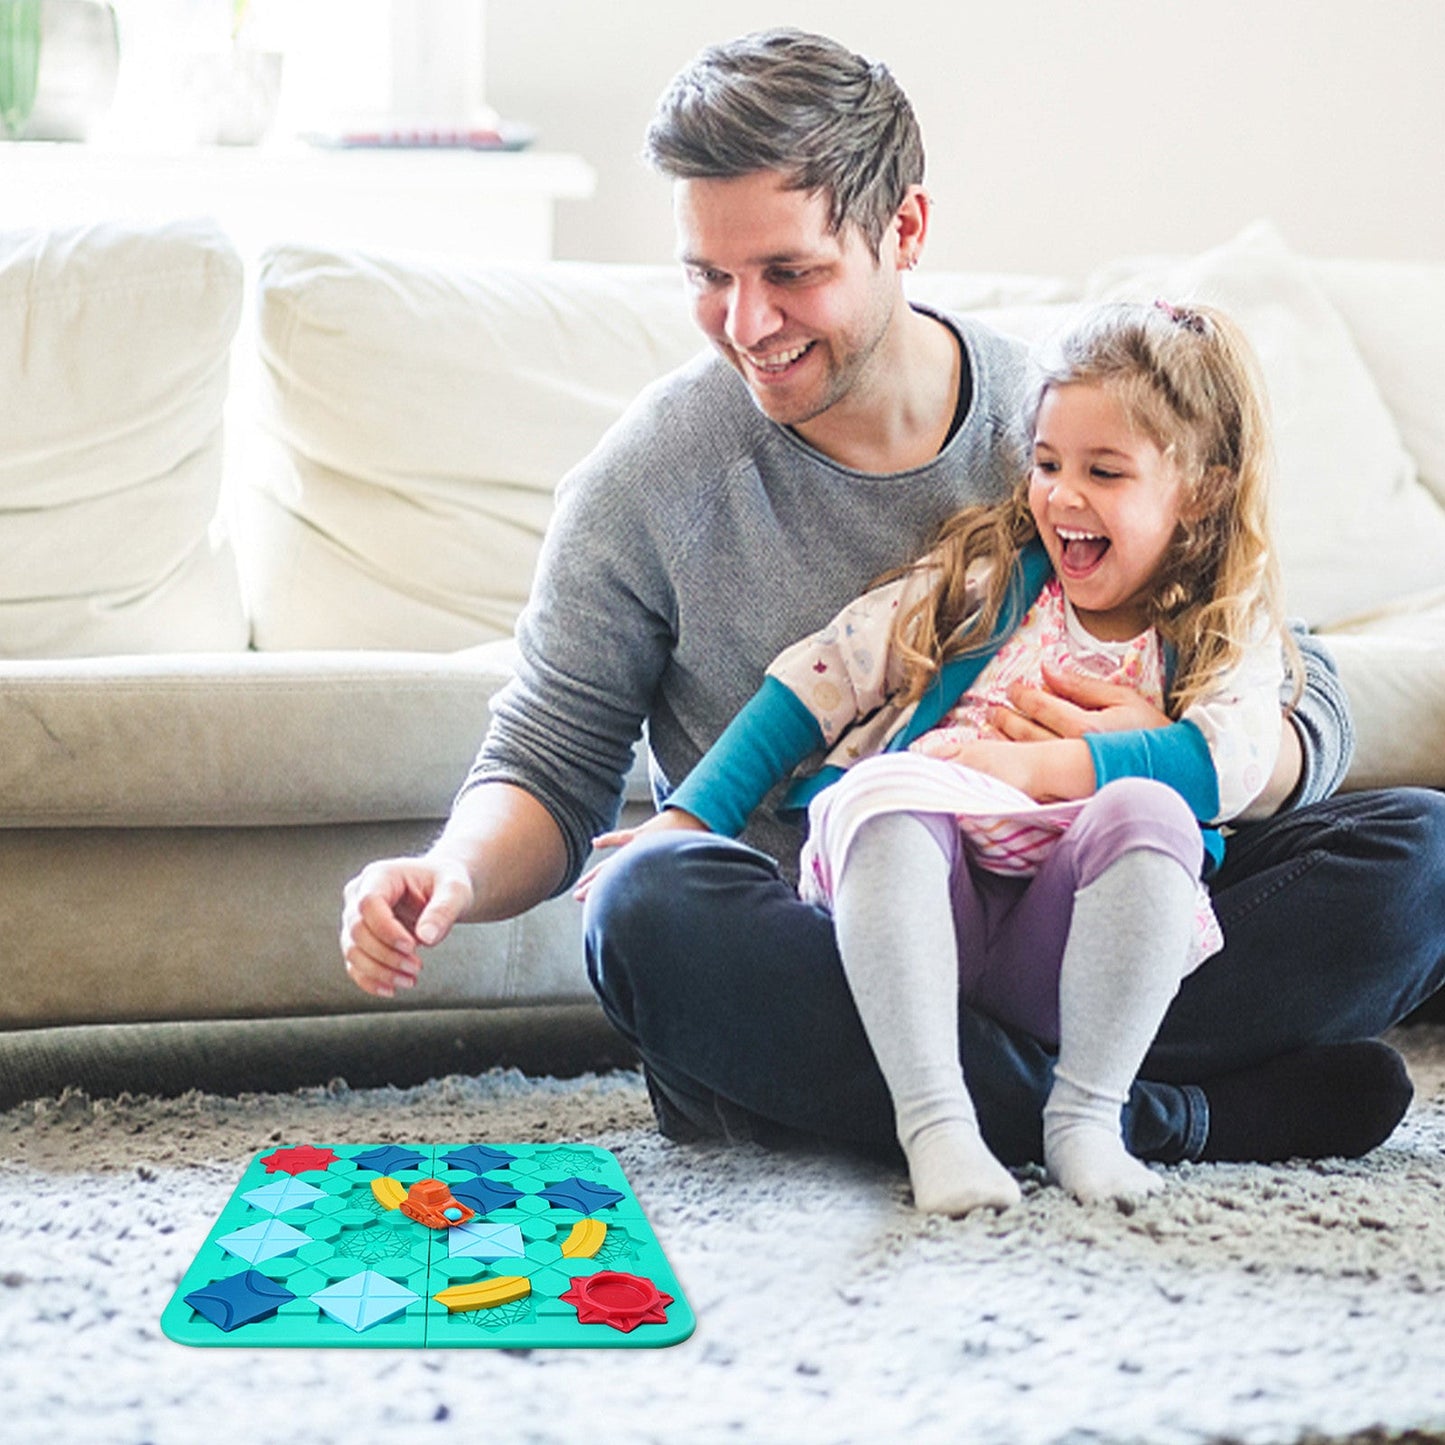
xmin=582 ymin=300 xmax=1299 ymax=1215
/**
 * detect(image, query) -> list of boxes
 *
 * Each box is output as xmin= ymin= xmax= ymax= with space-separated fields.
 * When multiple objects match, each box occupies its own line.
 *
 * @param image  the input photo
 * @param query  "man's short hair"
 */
xmin=644 ymin=28 xmax=925 ymax=257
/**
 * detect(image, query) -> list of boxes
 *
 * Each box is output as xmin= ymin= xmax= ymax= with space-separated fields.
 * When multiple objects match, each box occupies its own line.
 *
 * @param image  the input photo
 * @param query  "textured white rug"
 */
xmin=3 ymin=1029 xmax=1444 ymax=1445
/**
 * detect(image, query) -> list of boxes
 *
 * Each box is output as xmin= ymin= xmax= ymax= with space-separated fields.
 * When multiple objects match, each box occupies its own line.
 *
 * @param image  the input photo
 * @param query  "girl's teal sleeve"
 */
xmin=1085 ymin=721 xmax=1220 ymax=820
xmin=665 ymin=677 xmax=825 ymax=837
xmin=1086 ymin=721 xmax=1225 ymax=870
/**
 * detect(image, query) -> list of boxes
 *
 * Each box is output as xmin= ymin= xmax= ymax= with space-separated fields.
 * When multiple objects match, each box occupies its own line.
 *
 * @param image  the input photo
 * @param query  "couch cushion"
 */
xmin=0 ymin=219 xmax=248 ymax=657
xmin=248 ymin=249 xmax=703 ymax=650
xmin=0 ymin=640 xmax=655 ymax=828
xmin=905 ymin=271 xmax=1081 ymax=313
xmin=0 ymin=643 xmax=514 ymax=827
xmin=245 ymin=253 xmax=1081 ymax=652
xmin=1323 ymin=592 xmax=1445 ymax=791
xmin=1087 ymin=222 xmax=1445 ymax=630
xmin=1312 ymin=257 xmax=1445 ymax=513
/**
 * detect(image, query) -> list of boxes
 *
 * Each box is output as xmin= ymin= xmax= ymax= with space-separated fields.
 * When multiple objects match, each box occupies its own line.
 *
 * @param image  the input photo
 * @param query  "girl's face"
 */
xmin=1028 ymin=381 xmax=1187 ymax=641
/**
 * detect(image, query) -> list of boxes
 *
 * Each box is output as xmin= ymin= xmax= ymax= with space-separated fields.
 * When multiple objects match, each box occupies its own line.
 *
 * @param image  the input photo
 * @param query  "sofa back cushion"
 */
xmin=251 ymin=231 xmax=1445 ymax=648
xmin=248 ymin=248 xmax=702 ymax=649
xmin=0 ymin=219 xmax=248 ymax=657
xmin=246 ymin=252 xmax=1088 ymax=651
xmin=1312 ymin=257 xmax=1445 ymax=513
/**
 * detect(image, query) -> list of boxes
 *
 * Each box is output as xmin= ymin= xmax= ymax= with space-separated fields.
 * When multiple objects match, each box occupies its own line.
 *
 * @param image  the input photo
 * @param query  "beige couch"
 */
xmin=2 ymin=218 xmax=1442 ymax=1067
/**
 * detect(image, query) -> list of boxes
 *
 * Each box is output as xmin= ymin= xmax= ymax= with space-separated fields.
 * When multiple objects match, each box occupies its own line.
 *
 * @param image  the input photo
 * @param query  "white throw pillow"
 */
xmin=1312 ymin=257 xmax=1445 ymax=512
xmin=1324 ymin=594 xmax=1445 ymax=791
xmin=965 ymin=302 xmax=1081 ymax=350
xmin=906 ymin=270 xmax=1081 ymax=314
xmin=1086 ymin=222 xmax=1445 ymax=629
xmin=249 ymin=248 xmax=701 ymax=650
xmin=0 ymin=219 xmax=248 ymax=657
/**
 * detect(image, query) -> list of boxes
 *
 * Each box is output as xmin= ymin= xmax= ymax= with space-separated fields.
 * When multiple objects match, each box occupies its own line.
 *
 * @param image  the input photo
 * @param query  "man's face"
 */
xmin=673 ymin=171 xmax=901 ymax=431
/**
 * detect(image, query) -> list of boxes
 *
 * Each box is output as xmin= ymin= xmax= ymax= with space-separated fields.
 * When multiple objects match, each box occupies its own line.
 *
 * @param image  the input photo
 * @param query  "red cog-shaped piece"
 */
xmin=559 ymin=1271 xmax=673 ymax=1332
xmin=260 ymin=1145 xmax=340 ymax=1176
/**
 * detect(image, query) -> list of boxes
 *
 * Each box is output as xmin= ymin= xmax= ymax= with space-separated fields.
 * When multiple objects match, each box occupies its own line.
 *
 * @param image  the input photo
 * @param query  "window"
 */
xmin=103 ymin=0 xmax=488 ymax=146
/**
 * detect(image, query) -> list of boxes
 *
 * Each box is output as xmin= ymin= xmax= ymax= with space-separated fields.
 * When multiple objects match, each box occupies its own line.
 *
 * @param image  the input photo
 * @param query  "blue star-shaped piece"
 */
xmin=349 ymin=1145 xmax=427 ymax=1174
xmin=538 ymin=1177 xmax=625 ymax=1213
xmin=449 ymin=1176 xmax=523 ymax=1215
xmin=441 ymin=1145 xmax=515 ymax=1175
xmin=184 ymin=1270 xmax=295 ymax=1332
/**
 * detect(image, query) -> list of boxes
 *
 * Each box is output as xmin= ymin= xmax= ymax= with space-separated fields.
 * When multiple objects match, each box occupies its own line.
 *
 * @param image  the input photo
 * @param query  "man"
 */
xmin=342 ymin=29 xmax=1443 ymax=1174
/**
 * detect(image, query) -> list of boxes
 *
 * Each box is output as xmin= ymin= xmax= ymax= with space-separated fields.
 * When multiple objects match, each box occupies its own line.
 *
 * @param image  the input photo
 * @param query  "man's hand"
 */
xmin=339 ymin=783 xmax=570 ymax=999
xmin=340 ymin=856 xmax=476 ymax=999
xmin=989 ymin=660 xmax=1170 ymax=741
xmin=573 ymin=808 xmax=710 ymax=902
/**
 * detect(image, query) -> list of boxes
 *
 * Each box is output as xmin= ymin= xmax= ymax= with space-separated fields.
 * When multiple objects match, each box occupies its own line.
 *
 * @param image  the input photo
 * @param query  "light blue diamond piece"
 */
xmin=311 ymin=1271 xmax=421 ymax=1332
xmin=448 ymin=1220 xmax=527 ymax=1261
xmin=242 ymin=1178 xmax=328 ymax=1216
xmin=216 ymin=1219 xmax=313 ymax=1265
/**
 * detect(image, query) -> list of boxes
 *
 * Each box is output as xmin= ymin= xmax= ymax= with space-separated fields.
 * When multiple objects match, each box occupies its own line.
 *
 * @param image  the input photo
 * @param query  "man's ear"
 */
xmin=892 ymin=185 xmax=930 ymax=270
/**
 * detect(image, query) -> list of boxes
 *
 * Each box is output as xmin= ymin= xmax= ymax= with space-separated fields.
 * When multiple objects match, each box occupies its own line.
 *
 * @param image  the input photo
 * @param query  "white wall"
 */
xmin=487 ymin=0 xmax=1444 ymax=275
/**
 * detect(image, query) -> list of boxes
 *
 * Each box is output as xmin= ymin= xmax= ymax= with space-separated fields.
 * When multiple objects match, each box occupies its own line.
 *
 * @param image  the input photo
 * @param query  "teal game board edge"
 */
xmin=160 ymin=1142 xmax=696 ymax=1350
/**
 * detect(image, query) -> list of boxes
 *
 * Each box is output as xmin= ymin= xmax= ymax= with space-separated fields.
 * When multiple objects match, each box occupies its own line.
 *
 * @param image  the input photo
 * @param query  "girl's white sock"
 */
xmin=832 ymin=812 xmax=1020 ymax=1216
xmin=1044 ymin=849 xmax=1196 ymax=1203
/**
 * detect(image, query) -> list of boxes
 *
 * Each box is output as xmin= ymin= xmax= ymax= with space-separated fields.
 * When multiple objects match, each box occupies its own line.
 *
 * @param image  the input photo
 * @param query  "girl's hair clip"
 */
xmin=1153 ymin=298 xmax=1208 ymax=335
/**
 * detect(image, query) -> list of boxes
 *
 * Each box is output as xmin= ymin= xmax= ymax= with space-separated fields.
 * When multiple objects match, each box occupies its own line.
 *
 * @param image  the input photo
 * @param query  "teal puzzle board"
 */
xmin=161 ymin=1142 xmax=695 ymax=1349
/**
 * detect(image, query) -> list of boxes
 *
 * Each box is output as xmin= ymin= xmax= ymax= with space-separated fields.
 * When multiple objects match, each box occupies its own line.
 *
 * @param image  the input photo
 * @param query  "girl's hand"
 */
xmin=928 ymin=736 xmax=1095 ymax=803
xmin=572 ymin=808 xmax=710 ymax=902
xmin=926 ymin=737 xmax=1047 ymax=798
xmin=990 ymin=660 xmax=1169 ymax=741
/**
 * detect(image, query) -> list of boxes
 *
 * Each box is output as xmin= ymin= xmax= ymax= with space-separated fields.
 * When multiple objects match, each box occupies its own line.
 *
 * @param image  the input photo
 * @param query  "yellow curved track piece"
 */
xmin=560 ymin=1219 xmax=607 ymax=1259
xmin=370 ymin=1176 xmax=408 ymax=1211
xmin=433 ymin=1276 xmax=532 ymax=1313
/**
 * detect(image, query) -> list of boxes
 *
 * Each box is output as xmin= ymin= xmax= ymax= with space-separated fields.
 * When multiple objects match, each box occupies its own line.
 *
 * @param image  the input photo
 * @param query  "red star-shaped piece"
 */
xmin=260 ymin=1144 xmax=340 ymax=1176
xmin=560 ymin=1271 xmax=673 ymax=1333
xmin=812 ymin=661 xmax=829 ymax=673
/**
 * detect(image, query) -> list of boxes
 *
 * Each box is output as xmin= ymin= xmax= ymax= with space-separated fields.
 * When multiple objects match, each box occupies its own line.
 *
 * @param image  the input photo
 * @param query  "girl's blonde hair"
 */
xmin=892 ymin=300 xmax=1300 ymax=716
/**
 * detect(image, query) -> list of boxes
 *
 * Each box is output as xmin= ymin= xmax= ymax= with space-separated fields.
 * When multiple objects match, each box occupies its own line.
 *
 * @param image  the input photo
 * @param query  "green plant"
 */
xmin=0 ymin=0 xmax=42 ymax=139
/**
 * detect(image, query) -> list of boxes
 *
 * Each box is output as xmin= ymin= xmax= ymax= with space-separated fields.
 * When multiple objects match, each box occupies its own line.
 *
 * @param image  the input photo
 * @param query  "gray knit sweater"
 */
xmin=462 ymin=311 xmax=1352 ymax=888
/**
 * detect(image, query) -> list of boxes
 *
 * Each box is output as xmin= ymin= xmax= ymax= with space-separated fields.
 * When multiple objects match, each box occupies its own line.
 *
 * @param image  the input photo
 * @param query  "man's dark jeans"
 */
xmin=584 ymin=788 xmax=1445 ymax=1166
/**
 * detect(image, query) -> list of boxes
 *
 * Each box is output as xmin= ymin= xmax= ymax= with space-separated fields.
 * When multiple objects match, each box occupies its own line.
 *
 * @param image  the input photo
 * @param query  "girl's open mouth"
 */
xmin=1056 ymin=527 xmax=1111 ymax=576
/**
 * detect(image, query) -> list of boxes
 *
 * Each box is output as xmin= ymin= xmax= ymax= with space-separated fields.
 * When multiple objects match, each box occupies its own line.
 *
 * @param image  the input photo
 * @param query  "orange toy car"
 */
xmin=399 ymin=1178 xmax=476 ymax=1229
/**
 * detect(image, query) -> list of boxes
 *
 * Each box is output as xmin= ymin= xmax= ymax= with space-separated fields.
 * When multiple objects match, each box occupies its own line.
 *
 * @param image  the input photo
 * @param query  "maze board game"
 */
xmin=161 ymin=1142 xmax=694 ymax=1349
